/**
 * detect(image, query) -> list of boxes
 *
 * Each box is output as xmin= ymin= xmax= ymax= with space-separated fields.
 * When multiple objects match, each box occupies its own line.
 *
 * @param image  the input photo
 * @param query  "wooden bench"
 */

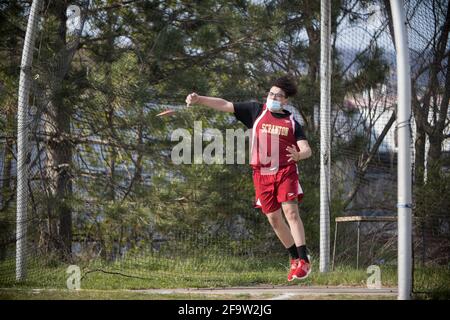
xmin=332 ymin=215 xmax=397 ymax=270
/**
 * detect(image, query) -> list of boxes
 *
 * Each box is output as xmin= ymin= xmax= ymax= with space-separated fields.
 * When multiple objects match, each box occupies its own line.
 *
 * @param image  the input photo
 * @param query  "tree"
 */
xmin=410 ymin=0 xmax=449 ymax=183
xmin=0 ymin=1 xmax=25 ymax=213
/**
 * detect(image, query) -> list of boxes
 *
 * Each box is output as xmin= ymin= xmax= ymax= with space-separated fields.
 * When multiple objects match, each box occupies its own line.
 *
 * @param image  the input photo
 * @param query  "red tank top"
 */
xmin=250 ymin=104 xmax=299 ymax=170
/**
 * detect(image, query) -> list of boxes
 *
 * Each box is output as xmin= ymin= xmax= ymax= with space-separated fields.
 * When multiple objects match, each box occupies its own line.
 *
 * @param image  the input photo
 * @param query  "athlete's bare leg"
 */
xmin=281 ymin=200 xmax=306 ymax=246
xmin=266 ymin=208 xmax=295 ymax=248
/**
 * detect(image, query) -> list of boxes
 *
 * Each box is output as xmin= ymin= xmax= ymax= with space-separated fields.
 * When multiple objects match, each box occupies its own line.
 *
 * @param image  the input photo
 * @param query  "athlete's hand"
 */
xmin=185 ymin=93 xmax=200 ymax=107
xmin=286 ymin=144 xmax=301 ymax=162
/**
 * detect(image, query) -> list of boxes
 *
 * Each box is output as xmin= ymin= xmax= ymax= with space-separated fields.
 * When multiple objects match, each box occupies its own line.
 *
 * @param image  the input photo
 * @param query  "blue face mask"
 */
xmin=266 ymin=99 xmax=282 ymax=112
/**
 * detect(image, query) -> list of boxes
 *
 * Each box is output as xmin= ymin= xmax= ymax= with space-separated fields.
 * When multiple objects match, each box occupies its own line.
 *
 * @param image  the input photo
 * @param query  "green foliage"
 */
xmin=0 ymin=1 xmax=448 ymax=282
xmin=414 ymin=163 xmax=450 ymax=252
xmin=348 ymin=45 xmax=390 ymax=92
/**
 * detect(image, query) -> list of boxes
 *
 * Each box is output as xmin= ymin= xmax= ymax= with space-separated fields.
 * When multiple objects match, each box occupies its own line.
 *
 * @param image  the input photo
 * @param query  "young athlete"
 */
xmin=185 ymin=76 xmax=312 ymax=281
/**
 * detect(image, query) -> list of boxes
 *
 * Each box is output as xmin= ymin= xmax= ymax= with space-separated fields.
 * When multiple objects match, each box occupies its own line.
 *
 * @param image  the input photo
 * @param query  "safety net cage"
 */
xmin=0 ymin=0 xmax=448 ymax=296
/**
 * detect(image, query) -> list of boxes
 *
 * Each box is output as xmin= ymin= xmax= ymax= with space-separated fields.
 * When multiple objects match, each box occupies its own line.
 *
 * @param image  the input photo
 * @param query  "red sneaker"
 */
xmin=293 ymin=259 xmax=311 ymax=280
xmin=287 ymin=259 xmax=300 ymax=282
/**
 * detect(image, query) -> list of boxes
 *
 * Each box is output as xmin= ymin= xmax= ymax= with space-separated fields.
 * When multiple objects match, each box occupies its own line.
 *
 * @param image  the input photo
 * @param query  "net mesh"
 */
xmin=0 ymin=0 xmax=448 ymax=295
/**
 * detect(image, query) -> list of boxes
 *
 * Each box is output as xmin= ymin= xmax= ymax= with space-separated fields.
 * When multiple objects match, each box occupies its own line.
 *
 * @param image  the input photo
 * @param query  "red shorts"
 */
xmin=252 ymin=164 xmax=304 ymax=214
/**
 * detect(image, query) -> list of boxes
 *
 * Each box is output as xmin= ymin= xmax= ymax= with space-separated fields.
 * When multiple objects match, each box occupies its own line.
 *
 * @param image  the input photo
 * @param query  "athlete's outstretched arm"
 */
xmin=185 ymin=93 xmax=234 ymax=113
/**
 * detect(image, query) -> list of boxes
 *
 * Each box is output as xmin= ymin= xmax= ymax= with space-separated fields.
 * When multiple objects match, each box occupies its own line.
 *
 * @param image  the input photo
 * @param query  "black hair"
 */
xmin=272 ymin=75 xmax=298 ymax=98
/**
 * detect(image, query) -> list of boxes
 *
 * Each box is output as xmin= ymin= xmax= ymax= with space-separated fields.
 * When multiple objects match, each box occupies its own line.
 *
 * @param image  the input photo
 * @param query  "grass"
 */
xmin=0 ymin=288 xmax=252 ymax=300
xmin=0 ymin=288 xmax=397 ymax=300
xmin=0 ymin=253 xmax=448 ymax=299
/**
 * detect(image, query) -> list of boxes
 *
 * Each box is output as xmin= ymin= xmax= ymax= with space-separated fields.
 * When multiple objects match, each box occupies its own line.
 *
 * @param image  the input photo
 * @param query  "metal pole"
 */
xmin=16 ymin=0 xmax=41 ymax=281
xmin=389 ymin=0 xmax=412 ymax=300
xmin=332 ymin=221 xmax=338 ymax=271
xmin=356 ymin=222 xmax=360 ymax=269
xmin=319 ymin=0 xmax=331 ymax=273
